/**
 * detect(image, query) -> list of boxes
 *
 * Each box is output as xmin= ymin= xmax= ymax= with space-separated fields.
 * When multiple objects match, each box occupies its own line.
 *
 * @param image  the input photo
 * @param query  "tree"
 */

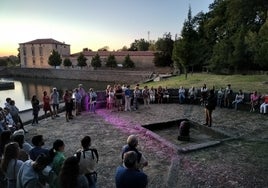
xmin=98 ymin=46 xmax=109 ymax=51
xmin=154 ymin=32 xmax=174 ymax=67
xmin=91 ymin=53 xmax=102 ymax=69
xmin=77 ymin=53 xmax=87 ymax=69
xmin=0 ymin=58 xmax=8 ymax=66
xmin=123 ymin=54 xmax=135 ymax=68
xmin=105 ymin=54 xmax=117 ymax=68
xmin=129 ymin=39 xmax=150 ymax=51
xmin=172 ymin=7 xmax=198 ymax=78
xmin=63 ymin=58 xmax=72 ymax=68
xmin=48 ymin=50 xmax=62 ymax=68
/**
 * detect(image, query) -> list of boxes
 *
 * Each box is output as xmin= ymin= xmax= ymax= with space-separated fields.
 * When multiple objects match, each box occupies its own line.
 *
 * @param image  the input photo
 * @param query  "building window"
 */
xmin=24 ymin=57 xmax=27 ymax=65
xmin=39 ymin=46 xmax=43 ymax=56
xmin=23 ymin=46 xmax=26 ymax=56
xmin=40 ymin=57 xmax=43 ymax=64
xmin=31 ymin=45 xmax=35 ymax=56
xmin=33 ymin=57 xmax=36 ymax=65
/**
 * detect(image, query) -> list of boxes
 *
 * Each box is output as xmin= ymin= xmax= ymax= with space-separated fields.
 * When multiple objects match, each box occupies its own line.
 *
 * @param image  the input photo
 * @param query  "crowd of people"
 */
xmin=0 ymin=82 xmax=267 ymax=187
xmin=0 ymin=129 xmax=148 ymax=188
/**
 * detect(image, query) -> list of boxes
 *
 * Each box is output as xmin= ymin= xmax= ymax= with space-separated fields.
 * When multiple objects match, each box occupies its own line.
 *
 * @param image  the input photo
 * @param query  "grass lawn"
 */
xmin=139 ymin=73 xmax=268 ymax=94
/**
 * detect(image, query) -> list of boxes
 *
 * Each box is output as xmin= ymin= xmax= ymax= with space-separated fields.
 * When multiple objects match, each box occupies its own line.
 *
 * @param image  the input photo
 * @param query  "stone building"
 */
xmin=19 ymin=38 xmax=70 ymax=68
xmin=70 ymin=50 xmax=156 ymax=69
xmin=19 ymin=38 xmax=156 ymax=69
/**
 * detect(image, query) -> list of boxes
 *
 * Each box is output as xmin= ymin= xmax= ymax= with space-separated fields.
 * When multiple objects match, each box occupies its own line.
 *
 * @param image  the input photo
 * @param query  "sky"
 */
xmin=0 ymin=0 xmax=214 ymax=56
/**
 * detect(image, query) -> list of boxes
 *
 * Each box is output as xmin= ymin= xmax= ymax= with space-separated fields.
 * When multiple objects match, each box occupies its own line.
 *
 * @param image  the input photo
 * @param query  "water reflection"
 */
xmin=0 ymin=77 xmax=110 ymax=111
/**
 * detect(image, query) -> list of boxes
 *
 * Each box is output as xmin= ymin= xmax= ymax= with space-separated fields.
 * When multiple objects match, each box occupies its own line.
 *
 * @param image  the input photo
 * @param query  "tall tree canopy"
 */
xmin=77 ymin=53 xmax=87 ymax=68
xmin=48 ymin=50 xmax=62 ymax=68
xmin=173 ymin=0 xmax=268 ymax=73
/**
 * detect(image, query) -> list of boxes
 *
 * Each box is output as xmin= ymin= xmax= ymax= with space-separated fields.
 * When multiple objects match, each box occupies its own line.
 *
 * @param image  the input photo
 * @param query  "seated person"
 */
xmin=188 ymin=86 xmax=197 ymax=104
xmin=232 ymin=89 xmax=244 ymax=110
xmin=115 ymin=151 xmax=148 ymax=188
xmin=178 ymin=121 xmax=190 ymax=141
xmin=260 ymin=94 xmax=268 ymax=114
xmin=250 ymin=91 xmax=260 ymax=112
xmin=200 ymin=84 xmax=208 ymax=105
xmin=217 ymin=88 xmax=224 ymax=108
xmin=163 ymin=87 xmax=170 ymax=103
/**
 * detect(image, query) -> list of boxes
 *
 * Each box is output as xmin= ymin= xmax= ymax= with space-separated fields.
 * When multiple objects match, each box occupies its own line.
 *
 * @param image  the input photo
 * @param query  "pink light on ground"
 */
xmin=96 ymin=109 xmax=179 ymax=160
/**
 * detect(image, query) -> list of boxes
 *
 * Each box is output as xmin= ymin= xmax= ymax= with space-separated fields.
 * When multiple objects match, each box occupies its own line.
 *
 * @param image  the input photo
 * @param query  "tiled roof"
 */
xmin=71 ymin=51 xmax=156 ymax=57
xmin=20 ymin=38 xmax=69 ymax=45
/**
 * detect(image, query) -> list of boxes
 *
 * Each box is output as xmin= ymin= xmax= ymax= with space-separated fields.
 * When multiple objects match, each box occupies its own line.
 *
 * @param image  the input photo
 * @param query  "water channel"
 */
xmin=0 ymin=77 xmax=110 ymax=111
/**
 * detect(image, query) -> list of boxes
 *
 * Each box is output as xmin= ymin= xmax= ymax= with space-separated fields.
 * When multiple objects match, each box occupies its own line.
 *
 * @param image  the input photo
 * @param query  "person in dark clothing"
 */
xmin=115 ymin=151 xmax=148 ymax=188
xmin=203 ymin=90 xmax=217 ymax=127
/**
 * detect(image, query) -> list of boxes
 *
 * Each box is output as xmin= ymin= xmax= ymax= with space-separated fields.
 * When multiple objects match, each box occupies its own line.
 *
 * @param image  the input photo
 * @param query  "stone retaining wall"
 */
xmin=3 ymin=67 xmax=152 ymax=84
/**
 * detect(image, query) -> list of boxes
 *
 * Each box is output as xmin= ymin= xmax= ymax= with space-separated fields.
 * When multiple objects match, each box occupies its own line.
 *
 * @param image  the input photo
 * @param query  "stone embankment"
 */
xmin=1 ymin=67 xmax=153 ymax=83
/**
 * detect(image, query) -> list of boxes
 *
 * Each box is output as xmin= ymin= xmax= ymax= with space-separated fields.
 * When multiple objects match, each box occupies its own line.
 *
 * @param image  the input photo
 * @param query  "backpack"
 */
xmin=76 ymin=149 xmax=99 ymax=163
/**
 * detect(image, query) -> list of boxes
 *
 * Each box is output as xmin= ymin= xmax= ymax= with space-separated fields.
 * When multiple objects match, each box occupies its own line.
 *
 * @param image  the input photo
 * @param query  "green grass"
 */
xmin=139 ymin=73 xmax=268 ymax=94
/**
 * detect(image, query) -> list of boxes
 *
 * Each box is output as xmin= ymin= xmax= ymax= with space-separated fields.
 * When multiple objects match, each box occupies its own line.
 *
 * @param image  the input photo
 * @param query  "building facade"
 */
xmin=19 ymin=38 xmax=156 ymax=69
xmin=19 ymin=38 xmax=70 ymax=68
xmin=70 ymin=50 xmax=156 ymax=69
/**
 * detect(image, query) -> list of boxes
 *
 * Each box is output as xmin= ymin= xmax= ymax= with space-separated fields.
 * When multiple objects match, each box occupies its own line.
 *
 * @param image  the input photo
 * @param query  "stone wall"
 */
xmin=4 ymin=67 xmax=152 ymax=84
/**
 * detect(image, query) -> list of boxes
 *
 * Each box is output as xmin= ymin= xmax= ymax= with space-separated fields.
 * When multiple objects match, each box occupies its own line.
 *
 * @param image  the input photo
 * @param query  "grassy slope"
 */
xmin=139 ymin=73 xmax=268 ymax=94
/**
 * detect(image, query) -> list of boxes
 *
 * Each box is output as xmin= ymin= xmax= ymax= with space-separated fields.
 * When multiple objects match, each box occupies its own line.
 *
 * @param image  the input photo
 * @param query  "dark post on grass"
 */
xmin=178 ymin=120 xmax=190 ymax=141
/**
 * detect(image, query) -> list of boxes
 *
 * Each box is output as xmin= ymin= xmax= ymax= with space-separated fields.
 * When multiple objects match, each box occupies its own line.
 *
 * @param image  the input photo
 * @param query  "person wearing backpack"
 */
xmin=75 ymin=136 xmax=98 ymax=188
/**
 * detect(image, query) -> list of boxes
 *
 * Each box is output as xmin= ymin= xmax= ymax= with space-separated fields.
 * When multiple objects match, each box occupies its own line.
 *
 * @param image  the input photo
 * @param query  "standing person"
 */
xmin=142 ymin=86 xmax=150 ymax=107
xmin=224 ymin=84 xmax=233 ymax=108
xmin=124 ymin=85 xmax=131 ymax=112
xmin=203 ymin=90 xmax=217 ymax=127
xmin=149 ymin=86 xmax=156 ymax=104
xmin=59 ymin=156 xmax=89 ymax=188
xmin=156 ymin=86 xmax=163 ymax=104
xmin=1 ymin=142 xmax=24 ymax=188
xmin=133 ymin=85 xmax=141 ymax=111
xmin=75 ymin=136 xmax=99 ymax=188
xmin=178 ymin=86 xmax=186 ymax=104
xmin=105 ymin=85 xmax=111 ymax=109
xmin=115 ymin=84 xmax=124 ymax=111
xmin=31 ymin=95 xmax=40 ymax=126
xmin=63 ymin=90 xmax=73 ymax=122
xmin=217 ymin=87 xmax=224 ymax=108
xmin=107 ymin=86 xmax=115 ymax=110
xmin=89 ymin=88 xmax=98 ymax=113
xmin=74 ymin=88 xmax=82 ymax=116
xmin=49 ymin=139 xmax=66 ymax=188
xmin=121 ymin=135 xmax=148 ymax=170
xmin=16 ymin=153 xmax=50 ymax=188
xmin=9 ymin=100 xmax=28 ymax=133
xmin=78 ymin=84 xmax=87 ymax=111
xmin=115 ymin=151 xmax=148 ymax=188
xmin=50 ymin=88 xmax=60 ymax=118
xmin=43 ymin=91 xmax=54 ymax=120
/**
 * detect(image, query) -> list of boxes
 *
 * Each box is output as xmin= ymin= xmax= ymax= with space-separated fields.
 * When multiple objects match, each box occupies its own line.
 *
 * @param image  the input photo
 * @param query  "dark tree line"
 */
xmin=173 ymin=0 xmax=268 ymax=74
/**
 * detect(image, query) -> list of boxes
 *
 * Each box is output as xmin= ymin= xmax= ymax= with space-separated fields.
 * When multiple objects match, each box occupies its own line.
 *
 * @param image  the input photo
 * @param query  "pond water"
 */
xmin=0 ymin=77 xmax=110 ymax=111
